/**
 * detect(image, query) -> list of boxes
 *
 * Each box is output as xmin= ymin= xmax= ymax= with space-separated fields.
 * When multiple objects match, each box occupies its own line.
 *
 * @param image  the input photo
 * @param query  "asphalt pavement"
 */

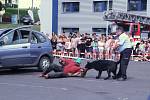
xmin=0 ymin=60 xmax=150 ymax=100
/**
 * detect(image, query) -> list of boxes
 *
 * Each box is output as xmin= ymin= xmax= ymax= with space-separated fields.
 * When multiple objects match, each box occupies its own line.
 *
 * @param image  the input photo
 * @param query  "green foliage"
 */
xmin=0 ymin=1 xmax=2 ymax=11
xmin=3 ymin=8 xmax=27 ymax=17
xmin=3 ymin=8 xmax=39 ymax=21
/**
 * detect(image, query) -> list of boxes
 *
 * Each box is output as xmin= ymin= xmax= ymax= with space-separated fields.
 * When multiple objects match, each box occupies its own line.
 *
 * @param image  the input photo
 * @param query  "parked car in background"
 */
xmin=21 ymin=15 xmax=34 ymax=25
xmin=0 ymin=26 xmax=53 ymax=71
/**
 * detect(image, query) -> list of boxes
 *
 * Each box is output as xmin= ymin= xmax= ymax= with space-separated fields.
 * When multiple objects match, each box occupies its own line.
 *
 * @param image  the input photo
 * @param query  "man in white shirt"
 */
xmin=115 ymin=27 xmax=132 ymax=81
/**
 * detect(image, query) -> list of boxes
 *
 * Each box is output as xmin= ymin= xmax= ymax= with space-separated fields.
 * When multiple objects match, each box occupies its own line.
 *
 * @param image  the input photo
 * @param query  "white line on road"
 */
xmin=0 ymin=82 xmax=69 ymax=91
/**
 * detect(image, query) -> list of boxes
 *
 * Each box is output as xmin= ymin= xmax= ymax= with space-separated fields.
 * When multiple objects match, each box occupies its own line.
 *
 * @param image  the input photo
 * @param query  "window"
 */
xmin=92 ymin=28 xmax=106 ymax=34
xmin=62 ymin=28 xmax=79 ymax=33
xmin=128 ymin=0 xmax=147 ymax=11
xmin=0 ymin=30 xmax=19 ymax=45
xmin=35 ymin=32 xmax=46 ymax=43
xmin=93 ymin=1 xmax=112 ymax=12
xmin=31 ymin=33 xmax=38 ymax=44
xmin=62 ymin=2 xmax=80 ymax=13
xmin=19 ymin=30 xmax=30 ymax=44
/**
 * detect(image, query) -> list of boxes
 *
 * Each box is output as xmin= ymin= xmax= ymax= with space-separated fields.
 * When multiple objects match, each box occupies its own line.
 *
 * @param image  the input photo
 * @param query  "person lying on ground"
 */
xmin=39 ymin=58 xmax=83 ymax=79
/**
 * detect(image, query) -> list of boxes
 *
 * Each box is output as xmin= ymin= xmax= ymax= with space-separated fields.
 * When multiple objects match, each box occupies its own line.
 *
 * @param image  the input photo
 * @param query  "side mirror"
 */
xmin=0 ymin=40 xmax=4 ymax=46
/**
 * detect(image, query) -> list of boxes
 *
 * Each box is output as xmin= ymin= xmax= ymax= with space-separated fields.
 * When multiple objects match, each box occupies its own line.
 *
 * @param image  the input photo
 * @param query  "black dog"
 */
xmin=81 ymin=60 xmax=118 ymax=80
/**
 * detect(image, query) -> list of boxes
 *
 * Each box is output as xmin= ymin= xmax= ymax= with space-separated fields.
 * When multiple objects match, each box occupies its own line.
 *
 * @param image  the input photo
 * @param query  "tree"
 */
xmin=5 ymin=0 xmax=7 ymax=5
xmin=5 ymin=0 xmax=12 ymax=5
xmin=0 ymin=1 xmax=5 ymax=23
xmin=0 ymin=1 xmax=2 ymax=11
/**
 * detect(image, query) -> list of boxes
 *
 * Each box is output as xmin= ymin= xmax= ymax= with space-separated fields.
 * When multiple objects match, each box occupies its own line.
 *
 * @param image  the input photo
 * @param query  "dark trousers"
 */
xmin=117 ymin=48 xmax=132 ymax=78
xmin=42 ymin=63 xmax=63 ymax=75
xmin=42 ymin=63 xmax=67 ymax=78
xmin=47 ymin=72 xmax=68 ymax=78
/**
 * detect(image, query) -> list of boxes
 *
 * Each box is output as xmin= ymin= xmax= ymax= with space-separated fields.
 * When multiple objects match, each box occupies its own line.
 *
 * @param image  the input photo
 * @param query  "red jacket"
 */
xmin=62 ymin=58 xmax=81 ymax=74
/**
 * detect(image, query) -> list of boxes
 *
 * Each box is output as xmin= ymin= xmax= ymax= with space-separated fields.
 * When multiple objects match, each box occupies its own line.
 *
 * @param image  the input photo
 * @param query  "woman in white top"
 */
xmin=71 ymin=34 xmax=80 ymax=56
xmin=65 ymin=39 xmax=71 ymax=51
xmin=98 ymin=35 xmax=105 ymax=59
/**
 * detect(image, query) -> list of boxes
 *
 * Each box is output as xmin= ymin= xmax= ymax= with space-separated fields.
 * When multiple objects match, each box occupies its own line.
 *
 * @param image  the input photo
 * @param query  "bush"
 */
xmin=4 ymin=8 xmax=27 ymax=17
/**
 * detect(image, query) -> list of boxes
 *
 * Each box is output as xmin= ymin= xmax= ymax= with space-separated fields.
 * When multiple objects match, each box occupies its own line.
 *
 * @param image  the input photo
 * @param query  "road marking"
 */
xmin=0 ymin=82 xmax=68 ymax=91
xmin=118 ymin=97 xmax=129 ymax=100
xmin=61 ymin=88 xmax=68 ymax=91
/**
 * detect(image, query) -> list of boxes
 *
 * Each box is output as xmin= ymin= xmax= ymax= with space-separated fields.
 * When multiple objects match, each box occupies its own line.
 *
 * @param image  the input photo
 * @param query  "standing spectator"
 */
xmin=139 ymin=40 xmax=145 ymax=55
xmin=92 ymin=38 xmax=99 ymax=59
xmin=75 ymin=32 xmax=81 ymax=56
xmin=92 ymin=33 xmax=97 ymax=41
xmin=98 ymin=35 xmax=105 ymax=59
xmin=115 ymin=27 xmax=132 ymax=81
xmin=77 ymin=35 xmax=86 ymax=58
xmin=85 ymin=33 xmax=93 ymax=58
xmin=92 ymin=33 xmax=98 ymax=59
xmin=111 ymin=38 xmax=119 ymax=61
xmin=51 ymin=33 xmax=58 ymax=52
xmin=105 ymin=35 xmax=113 ymax=59
xmin=133 ymin=43 xmax=140 ymax=61
xmin=71 ymin=34 xmax=79 ymax=56
xmin=60 ymin=32 xmax=67 ymax=44
xmin=56 ymin=35 xmax=65 ymax=54
xmin=145 ymin=41 xmax=149 ymax=53
xmin=148 ymin=41 xmax=150 ymax=53
xmin=68 ymin=32 xmax=73 ymax=39
xmin=64 ymin=38 xmax=72 ymax=55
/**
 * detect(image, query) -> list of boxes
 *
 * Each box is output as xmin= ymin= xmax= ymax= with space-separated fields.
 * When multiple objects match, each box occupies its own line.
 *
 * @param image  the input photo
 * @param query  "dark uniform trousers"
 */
xmin=117 ymin=48 xmax=132 ymax=78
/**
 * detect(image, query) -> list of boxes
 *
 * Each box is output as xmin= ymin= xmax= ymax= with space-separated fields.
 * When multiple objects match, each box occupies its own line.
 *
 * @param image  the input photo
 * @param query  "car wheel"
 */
xmin=38 ymin=56 xmax=50 ymax=71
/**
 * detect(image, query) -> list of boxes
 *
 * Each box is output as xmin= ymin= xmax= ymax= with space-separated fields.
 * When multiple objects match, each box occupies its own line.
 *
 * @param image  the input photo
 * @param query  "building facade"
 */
xmin=58 ymin=0 xmax=112 ymax=34
xmin=57 ymin=0 xmax=149 ymax=35
xmin=40 ymin=0 xmax=149 ymax=35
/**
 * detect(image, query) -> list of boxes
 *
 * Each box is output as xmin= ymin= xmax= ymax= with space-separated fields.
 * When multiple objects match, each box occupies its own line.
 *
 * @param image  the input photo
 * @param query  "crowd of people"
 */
xmin=40 ymin=27 xmax=150 ymax=81
xmin=49 ymin=31 xmax=150 ymax=62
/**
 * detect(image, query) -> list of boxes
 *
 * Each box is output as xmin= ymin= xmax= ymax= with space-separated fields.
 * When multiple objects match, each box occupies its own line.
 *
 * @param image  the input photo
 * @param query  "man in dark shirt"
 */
xmin=85 ymin=34 xmax=93 ymax=58
xmin=77 ymin=37 xmax=86 ymax=58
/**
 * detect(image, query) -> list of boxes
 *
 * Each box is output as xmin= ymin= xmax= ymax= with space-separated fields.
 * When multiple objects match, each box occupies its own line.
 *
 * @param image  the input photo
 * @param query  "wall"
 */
xmin=40 ymin=0 xmax=52 ymax=34
xmin=58 ymin=0 xmax=107 ymax=34
xmin=113 ymin=0 xmax=128 ymax=11
xmin=147 ymin=0 xmax=150 ymax=17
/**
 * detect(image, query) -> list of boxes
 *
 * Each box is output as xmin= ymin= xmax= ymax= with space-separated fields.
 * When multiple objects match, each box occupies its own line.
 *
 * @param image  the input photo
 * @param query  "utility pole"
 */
xmin=17 ymin=0 xmax=20 ymax=24
xmin=32 ymin=0 xmax=33 ymax=11
xmin=106 ymin=0 xmax=110 ymax=36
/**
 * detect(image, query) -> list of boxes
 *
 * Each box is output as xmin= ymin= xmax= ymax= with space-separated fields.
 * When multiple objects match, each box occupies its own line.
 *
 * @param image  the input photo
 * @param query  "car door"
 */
xmin=0 ymin=29 xmax=30 ymax=67
xmin=17 ymin=29 xmax=33 ymax=65
xmin=29 ymin=31 xmax=44 ymax=64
